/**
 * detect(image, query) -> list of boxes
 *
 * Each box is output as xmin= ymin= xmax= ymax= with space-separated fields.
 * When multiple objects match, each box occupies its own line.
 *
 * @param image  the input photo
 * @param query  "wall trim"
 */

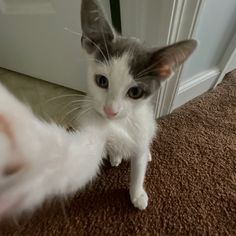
xmin=172 ymin=67 xmax=220 ymax=109
xmin=213 ymin=30 xmax=236 ymax=88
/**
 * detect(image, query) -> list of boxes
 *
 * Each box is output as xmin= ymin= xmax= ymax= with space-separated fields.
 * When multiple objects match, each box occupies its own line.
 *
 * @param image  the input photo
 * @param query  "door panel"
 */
xmin=0 ymin=0 xmax=110 ymax=92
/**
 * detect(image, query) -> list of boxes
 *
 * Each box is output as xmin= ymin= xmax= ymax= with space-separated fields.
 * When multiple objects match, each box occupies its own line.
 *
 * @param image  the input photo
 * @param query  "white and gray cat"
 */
xmin=0 ymin=0 xmax=196 ymax=218
xmin=78 ymin=0 xmax=196 ymax=210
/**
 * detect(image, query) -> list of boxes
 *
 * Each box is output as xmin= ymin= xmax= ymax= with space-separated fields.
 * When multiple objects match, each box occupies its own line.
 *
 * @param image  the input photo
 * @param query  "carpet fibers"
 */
xmin=1 ymin=71 xmax=235 ymax=235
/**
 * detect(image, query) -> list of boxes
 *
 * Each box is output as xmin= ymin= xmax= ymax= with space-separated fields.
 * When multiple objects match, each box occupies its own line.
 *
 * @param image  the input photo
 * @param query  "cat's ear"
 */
xmin=80 ymin=0 xmax=116 ymax=54
xmin=149 ymin=40 xmax=197 ymax=80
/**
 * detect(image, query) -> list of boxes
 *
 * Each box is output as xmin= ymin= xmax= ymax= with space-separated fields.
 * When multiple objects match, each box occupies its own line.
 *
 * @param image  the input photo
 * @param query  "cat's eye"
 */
xmin=127 ymin=86 xmax=144 ymax=99
xmin=95 ymin=75 xmax=109 ymax=89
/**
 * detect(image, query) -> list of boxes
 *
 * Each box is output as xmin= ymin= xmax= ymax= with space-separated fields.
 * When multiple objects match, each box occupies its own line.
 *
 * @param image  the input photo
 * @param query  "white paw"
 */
xmin=110 ymin=155 xmax=122 ymax=167
xmin=148 ymin=152 xmax=152 ymax=162
xmin=130 ymin=189 xmax=148 ymax=210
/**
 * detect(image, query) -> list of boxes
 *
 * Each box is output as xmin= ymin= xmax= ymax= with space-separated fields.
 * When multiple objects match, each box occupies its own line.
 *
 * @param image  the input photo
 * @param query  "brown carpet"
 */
xmin=1 ymin=71 xmax=236 ymax=235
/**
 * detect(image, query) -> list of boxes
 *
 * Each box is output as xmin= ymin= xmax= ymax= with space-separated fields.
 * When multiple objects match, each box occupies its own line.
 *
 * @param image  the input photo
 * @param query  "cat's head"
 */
xmin=81 ymin=0 xmax=197 ymax=119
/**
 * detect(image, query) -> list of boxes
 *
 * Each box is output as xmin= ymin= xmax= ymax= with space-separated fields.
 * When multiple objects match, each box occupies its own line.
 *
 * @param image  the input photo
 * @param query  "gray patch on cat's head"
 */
xmin=90 ymin=37 xmax=197 ymax=99
xmin=86 ymin=35 xmax=159 ymax=97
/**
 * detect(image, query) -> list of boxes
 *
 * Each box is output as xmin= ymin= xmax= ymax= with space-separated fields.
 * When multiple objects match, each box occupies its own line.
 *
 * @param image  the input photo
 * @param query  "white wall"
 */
xmin=101 ymin=0 xmax=112 ymax=21
xmin=120 ymin=0 xmax=174 ymax=46
xmin=180 ymin=0 xmax=236 ymax=83
xmin=173 ymin=0 xmax=236 ymax=108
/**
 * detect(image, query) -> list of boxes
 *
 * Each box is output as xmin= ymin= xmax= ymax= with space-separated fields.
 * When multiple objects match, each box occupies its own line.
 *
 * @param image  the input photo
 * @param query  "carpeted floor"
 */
xmin=1 ymin=71 xmax=236 ymax=235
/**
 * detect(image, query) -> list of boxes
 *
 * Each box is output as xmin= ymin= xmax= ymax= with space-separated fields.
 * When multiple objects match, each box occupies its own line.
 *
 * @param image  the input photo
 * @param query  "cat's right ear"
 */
xmin=149 ymin=40 xmax=197 ymax=80
xmin=80 ymin=0 xmax=116 ymax=54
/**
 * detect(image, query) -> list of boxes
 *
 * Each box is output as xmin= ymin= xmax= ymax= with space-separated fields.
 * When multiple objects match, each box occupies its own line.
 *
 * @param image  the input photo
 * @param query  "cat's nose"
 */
xmin=103 ymin=107 xmax=118 ymax=118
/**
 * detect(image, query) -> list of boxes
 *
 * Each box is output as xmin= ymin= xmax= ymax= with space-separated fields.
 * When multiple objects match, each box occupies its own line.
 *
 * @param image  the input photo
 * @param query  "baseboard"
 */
xmin=172 ymin=68 xmax=220 ymax=109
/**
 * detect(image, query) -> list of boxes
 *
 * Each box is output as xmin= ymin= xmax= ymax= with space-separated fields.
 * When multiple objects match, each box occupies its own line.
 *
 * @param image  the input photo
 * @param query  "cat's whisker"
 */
xmin=61 ymin=98 xmax=92 ymax=107
xmin=45 ymin=94 xmax=88 ymax=104
xmin=66 ymin=105 xmax=93 ymax=126
xmin=135 ymin=71 xmax=156 ymax=81
xmin=60 ymin=107 xmax=82 ymax=124
xmin=135 ymin=53 xmax=169 ymax=79
xmin=59 ymin=199 xmax=68 ymax=221
xmin=49 ymin=101 xmax=86 ymax=120
xmin=101 ymin=26 xmax=111 ymax=64
xmin=95 ymin=58 xmax=105 ymax=65
xmin=60 ymin=99 xmax=93 ymax=124
xmin=62 ymin=103 xmax=86 ymax=114
xmin=64 ymin=27 xmax=109 ymax=66
xmin=126 ymin=116 xmax=139 ymax=131
xmin=71 ymin=107 xmax=92 ymax=124
xmin=135 ymin=64 xmax=156 ymax=79
xmin=135 ymin=63 xmax=166 ymax=80
xmin=68 ymin=98 xmax=90 ymax=103
xmin=136 ymin=51 xmax=177 ymax=79
xmin=43 ymin=97 xmax=90 ymax=120
xmin=92 ymin=59 xmax=105 ymax=66
xmin=59 ymin=96 xmax=92 ymax=105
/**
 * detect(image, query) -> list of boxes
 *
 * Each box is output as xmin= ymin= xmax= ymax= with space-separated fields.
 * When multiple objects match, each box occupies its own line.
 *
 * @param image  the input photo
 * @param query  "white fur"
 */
xmin=0 ymin=54 xmax=156 ymax=218
xmin=0 ymin=84 xmax=107 ymax=218
xmin=78 ymin=53 xmax=157 ymax=210
xmin=0 ymin=55 xmax=156 ymax=218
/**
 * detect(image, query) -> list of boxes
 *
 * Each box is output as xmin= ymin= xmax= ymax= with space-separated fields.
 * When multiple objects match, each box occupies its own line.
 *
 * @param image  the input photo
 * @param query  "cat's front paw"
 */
xmin=109 ymin=155 xmax=122 ymax=167
xmin=130 ymin=189 xmax=148 ymax=210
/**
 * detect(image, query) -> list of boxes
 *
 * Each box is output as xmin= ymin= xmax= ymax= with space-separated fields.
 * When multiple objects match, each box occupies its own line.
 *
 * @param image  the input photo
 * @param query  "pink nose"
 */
xmin=103 ymin=107 xmax=118 ymax=118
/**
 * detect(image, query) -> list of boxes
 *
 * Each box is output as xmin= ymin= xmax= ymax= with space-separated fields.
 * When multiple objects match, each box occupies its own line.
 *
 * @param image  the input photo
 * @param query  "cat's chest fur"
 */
xmin=78 ymin=104 xmax=156 ymax=159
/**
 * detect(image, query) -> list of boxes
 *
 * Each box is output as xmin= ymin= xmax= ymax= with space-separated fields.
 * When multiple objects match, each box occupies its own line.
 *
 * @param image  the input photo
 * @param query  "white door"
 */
xmin=0 ymin=0 xmax=110 ymax=92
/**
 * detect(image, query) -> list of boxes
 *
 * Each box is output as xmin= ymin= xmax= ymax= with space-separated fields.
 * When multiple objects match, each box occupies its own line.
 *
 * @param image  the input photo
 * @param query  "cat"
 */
xmin=0 ymin=0 xmax=197 ymax=218
xmin=77 ymin=0 xmax=197 ymax=210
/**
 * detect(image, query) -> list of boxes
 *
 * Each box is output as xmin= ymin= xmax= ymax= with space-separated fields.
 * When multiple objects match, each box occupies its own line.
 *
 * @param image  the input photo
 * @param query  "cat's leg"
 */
xmin=107 ymin=145 xmax=123 ymax=167
xmin=109 ymin=154 xmax=122 ymax=167
xmin=102 ymin=146 xmax=122 ymax=166
xmin=148 ymin=150 xmax=152 ymax=162
xmin=130 ymin=148 xmax=149 ymax=210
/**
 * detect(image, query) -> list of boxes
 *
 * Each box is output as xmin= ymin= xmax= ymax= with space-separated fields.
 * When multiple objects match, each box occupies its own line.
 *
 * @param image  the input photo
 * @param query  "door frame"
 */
xmin=213 ymin=31 xmax=236 ymax=88
xmin=153 ymin=0 xmax=204 ymax=117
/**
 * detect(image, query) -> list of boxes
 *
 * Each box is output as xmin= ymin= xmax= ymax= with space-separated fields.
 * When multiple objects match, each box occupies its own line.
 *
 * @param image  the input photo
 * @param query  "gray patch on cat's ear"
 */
xmin=80 ymin=0 xmax=115 ymax=54
xmin=149 ymin=39 xmax=197 ymax=80
xmin=128 ymin=39 xmax=197 ymax=97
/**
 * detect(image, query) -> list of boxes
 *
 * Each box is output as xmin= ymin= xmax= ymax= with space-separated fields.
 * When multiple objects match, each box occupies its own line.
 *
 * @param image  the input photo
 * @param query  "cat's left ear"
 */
xmin=80 ymin=0 xmax=116 ymax=54
xmin=149 ymin=40 xmax=197 ymax=80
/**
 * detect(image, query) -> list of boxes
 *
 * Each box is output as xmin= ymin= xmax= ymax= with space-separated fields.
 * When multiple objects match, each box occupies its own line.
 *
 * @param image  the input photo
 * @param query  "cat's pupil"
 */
xmin=95 ymin=75 xmax=108 ymax=89
xmin=127 ymin=87 xmax=144 ymax=99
